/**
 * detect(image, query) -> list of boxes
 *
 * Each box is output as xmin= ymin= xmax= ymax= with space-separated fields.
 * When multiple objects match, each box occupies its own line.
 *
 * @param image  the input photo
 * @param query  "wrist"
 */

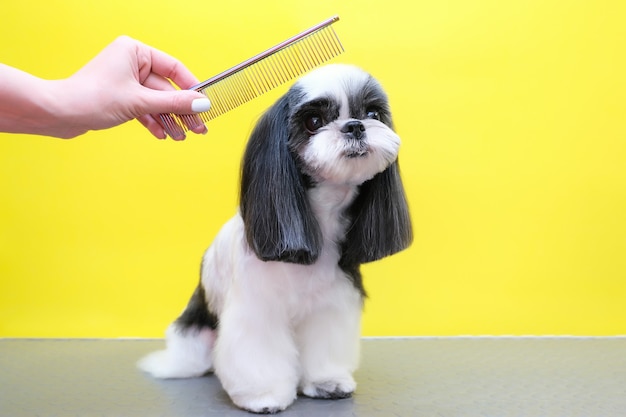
xmin=0 ymin=63 xmax=87 ymax=139
xmin=37 ymin=78 xmax=90 ymax=138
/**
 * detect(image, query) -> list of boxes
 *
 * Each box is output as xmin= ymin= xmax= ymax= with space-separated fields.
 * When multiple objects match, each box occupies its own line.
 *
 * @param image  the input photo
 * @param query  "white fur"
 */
xmin=140 ymin=186 xmax=364 ymax=412
xmin=302 ymin=119 xmax=400 ymax=185
xmin=137 ymin=324 xmax=215 ymax=378
xmin=138 ymin=64 xmax=406 ymax=414
xmin=211 ymin=186 xmax=362 ymax=412
xmin=296 ymin=63 xmax=371 ymax=106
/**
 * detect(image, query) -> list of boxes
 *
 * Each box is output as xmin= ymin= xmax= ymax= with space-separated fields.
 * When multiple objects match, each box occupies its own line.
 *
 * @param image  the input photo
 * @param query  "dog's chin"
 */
xmin=345 ymin=151 xmax=369 ymax=159
xmin=302 ymin=147 xmax=393 ymax=186
xmin=344 ymin=141 xmax=370 ymax=159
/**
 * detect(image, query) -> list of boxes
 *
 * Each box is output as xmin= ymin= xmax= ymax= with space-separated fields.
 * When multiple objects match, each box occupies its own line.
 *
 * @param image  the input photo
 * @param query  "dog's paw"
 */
xmin=231 ymin=390 xmax=297 ymax=414
xmin=300 ymin=377 xmax=356 ymax=399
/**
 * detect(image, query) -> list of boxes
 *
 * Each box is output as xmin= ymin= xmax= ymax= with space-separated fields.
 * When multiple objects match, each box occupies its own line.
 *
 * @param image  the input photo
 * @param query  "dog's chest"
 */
xmin=265 ymin=249 xmax=355 ymax=320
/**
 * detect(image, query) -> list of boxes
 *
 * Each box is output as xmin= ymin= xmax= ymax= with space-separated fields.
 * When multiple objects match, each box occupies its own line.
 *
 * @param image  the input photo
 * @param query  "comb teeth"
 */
xmin=160 ymin=16 xmax=343 ymax=139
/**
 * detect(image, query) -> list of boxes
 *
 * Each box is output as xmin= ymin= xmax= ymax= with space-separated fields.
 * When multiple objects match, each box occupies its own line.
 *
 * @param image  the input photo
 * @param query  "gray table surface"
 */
xmin=1 ymin=337 xmax=624 ymax=417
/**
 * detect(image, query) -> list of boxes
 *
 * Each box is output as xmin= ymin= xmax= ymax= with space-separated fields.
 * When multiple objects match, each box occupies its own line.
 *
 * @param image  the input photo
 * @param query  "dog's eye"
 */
xmin=304 ymin=114 xmax=324 ymax=133
xmin=366 ymin=109 xmax=380 ymax=120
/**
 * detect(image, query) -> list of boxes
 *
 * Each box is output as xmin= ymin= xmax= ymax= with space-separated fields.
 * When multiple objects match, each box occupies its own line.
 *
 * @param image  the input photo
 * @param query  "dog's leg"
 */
xmin=213 ymin=295 xmax=299 ymax=414
xmin=296 ymin=285 xmax=362 ymax=399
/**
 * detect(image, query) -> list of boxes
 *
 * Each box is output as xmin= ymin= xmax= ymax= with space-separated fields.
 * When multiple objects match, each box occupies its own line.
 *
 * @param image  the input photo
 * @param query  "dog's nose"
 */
xmin=341 ymin=121 xmax=366 ymax=140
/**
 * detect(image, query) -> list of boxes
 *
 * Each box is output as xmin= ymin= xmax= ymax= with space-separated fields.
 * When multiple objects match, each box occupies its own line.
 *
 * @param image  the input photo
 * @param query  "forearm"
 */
xmin=1 ymin=37 xmax=211 ymax=140
xmin=0 ymin=64 xmax=82 ymax=138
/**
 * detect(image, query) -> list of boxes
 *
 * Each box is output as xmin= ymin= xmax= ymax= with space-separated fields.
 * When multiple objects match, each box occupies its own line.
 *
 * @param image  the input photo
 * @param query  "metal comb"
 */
xmin=160 ymin=15 xmax=343 ymax=139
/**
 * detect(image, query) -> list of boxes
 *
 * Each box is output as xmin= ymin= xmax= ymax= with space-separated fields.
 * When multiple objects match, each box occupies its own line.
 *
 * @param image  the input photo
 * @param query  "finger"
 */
xmin=139 ymin=87 xmax=208 ymax=114
xmin=142 ymin=72 xmax=211 ymax=116
xmin=191 ymin=122 xmax=209 ymax=135
xmin=177 ymin=113 xmax=208 ymax=134
xmin=147 ymin=46 xmax=201 ymax=90
xmin=135 ymin=88 xmax=208 ymax=136
xmin=137 ymin=72 xmax=209 ymax=136
xmin=136 ymin=114 xmax=169 ymax=140
xmin=142 ymin=72 xmax=177 ymax=92
xmin=143 ymin=112 xmax=205 ymax=139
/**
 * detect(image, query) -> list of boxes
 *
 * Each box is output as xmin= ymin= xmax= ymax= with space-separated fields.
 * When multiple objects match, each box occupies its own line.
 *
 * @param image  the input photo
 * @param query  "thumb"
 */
xmin=138 ymin=89 xmax=211 ymax=116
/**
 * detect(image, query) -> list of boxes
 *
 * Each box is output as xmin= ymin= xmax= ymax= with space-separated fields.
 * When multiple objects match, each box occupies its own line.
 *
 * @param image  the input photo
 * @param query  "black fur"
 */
xmin=338 ymin=260 xmax=366 ymax=298
xmin=175 ymin=284 xmax=218 ymax=332
xmin=240 ymin=95 xmax=323 ymax=264
xmin=347 ymin=76 xmax=393 ymax=124
xmin=340 ymin=159 xmax=413 ymax=266
xmin=239 ymin=72 xmax=412 ymax=274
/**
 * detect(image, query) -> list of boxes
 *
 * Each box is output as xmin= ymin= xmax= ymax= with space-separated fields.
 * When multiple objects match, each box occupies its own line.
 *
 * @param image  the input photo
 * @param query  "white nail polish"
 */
xmin=191 ymin=98 xmax=211 ymax=113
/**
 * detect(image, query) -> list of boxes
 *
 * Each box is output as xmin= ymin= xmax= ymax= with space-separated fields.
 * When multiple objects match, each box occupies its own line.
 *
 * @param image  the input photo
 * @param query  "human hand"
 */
xmin=58 ymin=35 xmax=211 ymax=140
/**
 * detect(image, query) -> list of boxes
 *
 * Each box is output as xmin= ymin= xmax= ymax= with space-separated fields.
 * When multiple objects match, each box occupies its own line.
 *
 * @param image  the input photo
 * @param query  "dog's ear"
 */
xmin=240 ymin=95 xmax=322 ymax=264
xmin=341 ymin=158 xmax=413 ymax=265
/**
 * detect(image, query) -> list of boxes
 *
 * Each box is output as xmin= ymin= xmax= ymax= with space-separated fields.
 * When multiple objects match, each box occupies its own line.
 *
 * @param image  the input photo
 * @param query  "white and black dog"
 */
xmin=138 ymin=64 xmax=412 ymax=414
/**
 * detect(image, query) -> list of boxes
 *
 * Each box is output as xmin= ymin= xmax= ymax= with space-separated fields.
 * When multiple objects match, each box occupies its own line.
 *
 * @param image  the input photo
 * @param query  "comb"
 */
xmin=160 ymin=15 xmax=343 ymax=139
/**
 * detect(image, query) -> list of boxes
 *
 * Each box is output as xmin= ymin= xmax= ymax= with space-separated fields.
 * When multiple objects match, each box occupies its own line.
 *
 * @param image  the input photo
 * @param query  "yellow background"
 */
xmin=1 ymin=0 xmax=625 ymax=337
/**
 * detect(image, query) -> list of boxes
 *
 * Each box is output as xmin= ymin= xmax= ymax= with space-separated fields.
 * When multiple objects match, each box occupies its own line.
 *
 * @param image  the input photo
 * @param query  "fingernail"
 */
xmin=191 ymin=98 xmax=211 ymax=113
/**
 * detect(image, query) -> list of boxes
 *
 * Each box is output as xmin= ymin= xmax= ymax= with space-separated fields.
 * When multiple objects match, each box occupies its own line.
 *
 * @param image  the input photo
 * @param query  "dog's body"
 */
xmin=138 ymin=64 xmax=412 ymax=414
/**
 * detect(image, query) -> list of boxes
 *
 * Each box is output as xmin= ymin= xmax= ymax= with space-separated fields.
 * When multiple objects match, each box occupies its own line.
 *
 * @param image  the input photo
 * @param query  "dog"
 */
xmin=138 ymin=64 xmax=413 ymax=414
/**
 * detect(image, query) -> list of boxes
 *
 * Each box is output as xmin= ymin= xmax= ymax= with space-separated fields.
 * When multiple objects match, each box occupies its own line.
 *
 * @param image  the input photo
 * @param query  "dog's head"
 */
xmin=240 ymin=64 xmax=412 ymax=265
